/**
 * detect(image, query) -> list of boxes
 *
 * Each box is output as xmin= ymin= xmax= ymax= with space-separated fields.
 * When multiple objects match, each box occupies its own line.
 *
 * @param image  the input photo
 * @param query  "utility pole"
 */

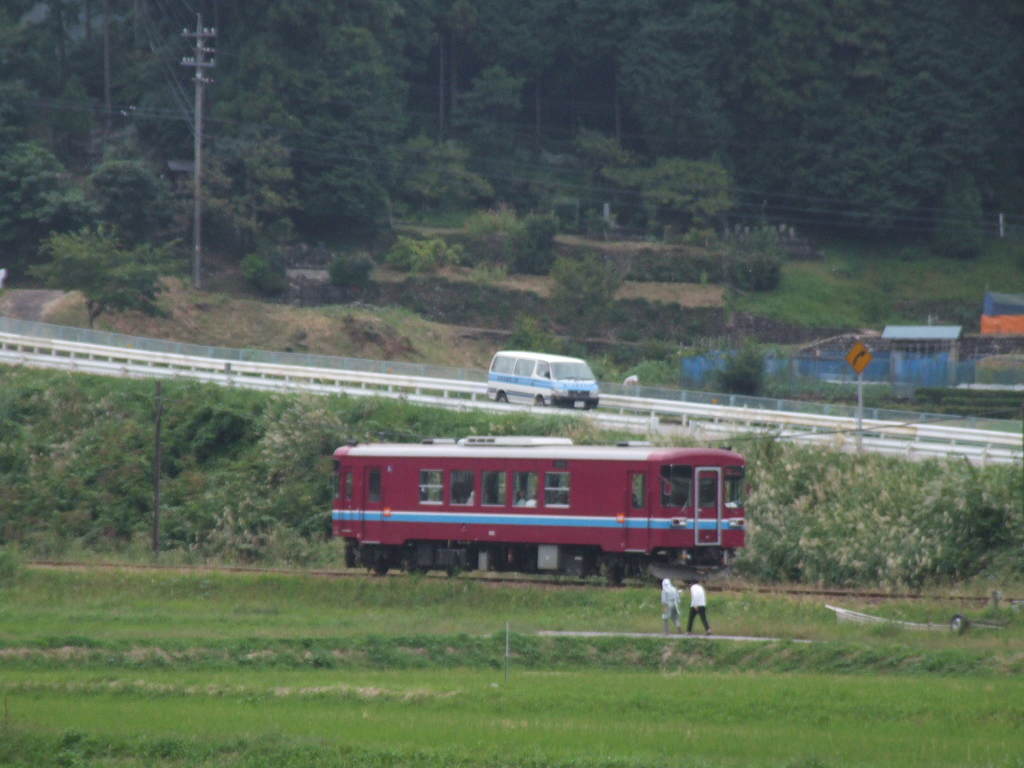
xmin=152 ymin=381 xmax=163 ymax=555
xmin=181 ymin=14 xmax=215 ymax=290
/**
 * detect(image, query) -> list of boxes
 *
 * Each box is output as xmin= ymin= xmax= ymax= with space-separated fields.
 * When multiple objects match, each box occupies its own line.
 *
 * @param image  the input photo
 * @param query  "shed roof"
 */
xmin=881 ymin=325 xmax=961 ymax=341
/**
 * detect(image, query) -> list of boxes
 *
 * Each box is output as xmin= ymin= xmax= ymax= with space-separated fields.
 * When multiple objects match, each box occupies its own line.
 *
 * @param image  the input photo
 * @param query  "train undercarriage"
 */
xmin=346 ymin=538 xmax=731 ymax=585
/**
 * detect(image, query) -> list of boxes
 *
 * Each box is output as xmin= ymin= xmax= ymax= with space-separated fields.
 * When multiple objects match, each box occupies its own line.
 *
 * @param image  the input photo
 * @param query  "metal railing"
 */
xmin=1 ymin=317 xmax=1020 ymax=466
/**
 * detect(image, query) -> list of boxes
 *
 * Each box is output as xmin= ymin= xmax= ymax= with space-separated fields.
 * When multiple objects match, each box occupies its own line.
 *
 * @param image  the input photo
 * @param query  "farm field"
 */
xmin=2 ymin=567 xmax=1023 ymax=767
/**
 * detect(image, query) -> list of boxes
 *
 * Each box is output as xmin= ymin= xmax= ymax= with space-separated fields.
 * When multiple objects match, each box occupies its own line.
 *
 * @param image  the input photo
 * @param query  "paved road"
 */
xmin=537 ymin=630 xmax=813 ymax=643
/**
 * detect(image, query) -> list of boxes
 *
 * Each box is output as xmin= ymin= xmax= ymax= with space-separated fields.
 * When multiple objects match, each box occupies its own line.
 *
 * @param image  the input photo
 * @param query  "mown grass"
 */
xmin=2 ymin=668 xmax=1023 ymax=767
xmin=2 ymin=568 xmax=1024 ymax=766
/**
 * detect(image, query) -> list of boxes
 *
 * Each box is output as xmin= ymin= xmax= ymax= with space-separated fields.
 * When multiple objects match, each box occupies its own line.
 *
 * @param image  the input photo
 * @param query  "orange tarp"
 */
xmin=980 ymin=315 xmax=1024 ymax=335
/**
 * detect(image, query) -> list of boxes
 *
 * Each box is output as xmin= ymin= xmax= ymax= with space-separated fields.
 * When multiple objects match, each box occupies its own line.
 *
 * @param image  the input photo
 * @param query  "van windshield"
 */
xmin=551 ymin=361 xmax=594 ymax=380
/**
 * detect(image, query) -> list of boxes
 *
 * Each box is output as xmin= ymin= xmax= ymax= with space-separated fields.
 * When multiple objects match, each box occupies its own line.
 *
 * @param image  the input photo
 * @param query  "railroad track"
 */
xmin=25 ymin=560 xmax=1013 ymax=604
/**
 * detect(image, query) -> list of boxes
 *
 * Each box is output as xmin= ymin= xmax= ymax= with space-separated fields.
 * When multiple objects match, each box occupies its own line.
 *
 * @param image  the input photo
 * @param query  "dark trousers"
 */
xmin=687 ymin=606 xmax=709 ymax=632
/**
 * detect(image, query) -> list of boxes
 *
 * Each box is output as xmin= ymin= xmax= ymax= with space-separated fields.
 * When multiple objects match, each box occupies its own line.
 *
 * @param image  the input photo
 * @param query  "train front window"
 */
xmin=544 ymin=472 xmax=570 ymax=507
xmin=725 ymin=467 xmax=745 ymax=508
xmin=419 ymin=469 xmax=443 ymax=504
xmin=451 ymin=470 xmax=475 ymax=505
xmin=699 ymin=475 xmax=718 ymax=506
xmin=660 ymin=465 xmax=692 ymax=507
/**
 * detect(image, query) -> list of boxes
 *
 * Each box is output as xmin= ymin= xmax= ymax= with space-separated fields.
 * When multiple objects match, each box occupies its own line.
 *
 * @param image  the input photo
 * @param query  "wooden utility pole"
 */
xmin=152 ymin=381 xmax=163 ymax=554
xmin=181 ymin=14 xmax=215 ymax=290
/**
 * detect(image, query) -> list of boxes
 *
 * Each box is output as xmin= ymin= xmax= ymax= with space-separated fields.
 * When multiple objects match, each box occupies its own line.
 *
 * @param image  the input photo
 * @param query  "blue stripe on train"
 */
xmin=332 ymin=509 xmax=724 ymax=530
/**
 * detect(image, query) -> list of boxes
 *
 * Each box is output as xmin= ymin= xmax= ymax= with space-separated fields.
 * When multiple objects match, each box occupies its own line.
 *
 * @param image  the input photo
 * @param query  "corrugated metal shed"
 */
xmin=882 ymin=326 xmax=962 ymax=341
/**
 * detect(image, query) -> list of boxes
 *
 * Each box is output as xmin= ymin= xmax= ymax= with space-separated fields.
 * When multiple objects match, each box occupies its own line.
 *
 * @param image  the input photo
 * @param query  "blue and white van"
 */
xmin=487 ymin=350 xmax=600 ymax=409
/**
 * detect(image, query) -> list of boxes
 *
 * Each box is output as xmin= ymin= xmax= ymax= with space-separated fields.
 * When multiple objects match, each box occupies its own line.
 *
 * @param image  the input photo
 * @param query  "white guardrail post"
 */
xmin=0 ymin=330 xmax=1020 ymax=465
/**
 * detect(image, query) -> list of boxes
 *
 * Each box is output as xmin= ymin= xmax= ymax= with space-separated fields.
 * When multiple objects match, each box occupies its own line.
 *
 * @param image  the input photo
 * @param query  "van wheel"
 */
xmin=534 ymin=395 xmax=546 ymax=407
xmin=496 ymin=392 xmax=508 ymax=403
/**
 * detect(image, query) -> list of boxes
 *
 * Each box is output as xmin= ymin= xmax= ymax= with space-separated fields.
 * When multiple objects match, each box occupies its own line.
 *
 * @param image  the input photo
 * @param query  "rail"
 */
xmin=1 ymin=329 xmax=1020 ymax=465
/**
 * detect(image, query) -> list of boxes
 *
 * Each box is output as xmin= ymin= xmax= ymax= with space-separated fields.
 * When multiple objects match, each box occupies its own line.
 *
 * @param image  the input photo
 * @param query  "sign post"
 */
xmin=845 ymin=342 xmax=873 ymax=451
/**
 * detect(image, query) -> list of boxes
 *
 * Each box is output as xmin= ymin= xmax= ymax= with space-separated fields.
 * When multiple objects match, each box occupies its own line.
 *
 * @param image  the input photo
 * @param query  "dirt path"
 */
xmin=0 ymin=289 xmax=68 ymax=322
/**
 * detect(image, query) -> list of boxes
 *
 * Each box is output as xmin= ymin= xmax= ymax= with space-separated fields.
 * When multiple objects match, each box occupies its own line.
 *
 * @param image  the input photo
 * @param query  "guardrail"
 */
xmin=1 ymin=330 xmax=1020 ymax=466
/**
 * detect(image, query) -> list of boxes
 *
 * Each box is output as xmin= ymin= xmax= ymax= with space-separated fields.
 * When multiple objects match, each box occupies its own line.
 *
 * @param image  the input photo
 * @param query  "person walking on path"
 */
xmin=687 ymin=578 xmax=711 ymax=634
xmin=660 ymin=578 xmax=682 ymax=634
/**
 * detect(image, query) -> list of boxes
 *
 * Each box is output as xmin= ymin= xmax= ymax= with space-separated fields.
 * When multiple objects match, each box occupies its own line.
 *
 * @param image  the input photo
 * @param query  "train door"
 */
xmin=624 ymin=471 xmax=650 ymax=551
xmin=695 ymin=467 xmax=721 ymax=546
xmin=361 ymin=465 xmax=383 ymax=537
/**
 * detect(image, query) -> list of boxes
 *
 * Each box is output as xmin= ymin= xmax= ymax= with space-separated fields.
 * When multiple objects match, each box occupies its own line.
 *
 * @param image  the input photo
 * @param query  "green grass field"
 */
xmin=2 ymin=567 xmax=1023 ymax=767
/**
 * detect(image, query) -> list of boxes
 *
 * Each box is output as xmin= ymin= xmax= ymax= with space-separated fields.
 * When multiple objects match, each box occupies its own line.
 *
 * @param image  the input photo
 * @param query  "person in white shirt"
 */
xmin=660 ymin=578 xmax=682 ymax=634
xmin=687 ymin=578 xmax=711 ymax=634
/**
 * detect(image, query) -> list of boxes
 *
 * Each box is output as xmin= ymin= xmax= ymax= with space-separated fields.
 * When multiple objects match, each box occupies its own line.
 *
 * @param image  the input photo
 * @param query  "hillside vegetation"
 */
xmin=2 ymin=367 xmax=1020 ymax=589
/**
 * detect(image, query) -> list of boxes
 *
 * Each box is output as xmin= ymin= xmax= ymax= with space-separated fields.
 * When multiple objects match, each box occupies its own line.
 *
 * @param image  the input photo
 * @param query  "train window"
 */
xmin=451 ymin=470 xmax=475 ymax=505
xmin=513 ymin=472 xmax=538 ymax=507
xmin=725 ymin=467 xmax=745 ymax=508
xmin=419 ymin=469 xmax=443 ymax=504
xmin=699 ymin=475 xmax=718 ymax=506
xmin=660 ymin=465 xmax=692 ymax=507
xmin=544 ymin=472 xmax=570 ymax=507
xmin=631 ymin=474 xmax=646 ymax=509
xmin=342 ymin=471 xmax=353 ymax=502
xmin=368 ymin=469 xmax=381 ymax=503
xmin=482 ymin=471 xmax=506 ymax=506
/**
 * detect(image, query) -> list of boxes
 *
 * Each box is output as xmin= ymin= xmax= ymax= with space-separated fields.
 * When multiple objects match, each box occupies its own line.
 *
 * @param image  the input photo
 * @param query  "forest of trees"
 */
xmin=1 ymin=0 xmax=1022 ymax=282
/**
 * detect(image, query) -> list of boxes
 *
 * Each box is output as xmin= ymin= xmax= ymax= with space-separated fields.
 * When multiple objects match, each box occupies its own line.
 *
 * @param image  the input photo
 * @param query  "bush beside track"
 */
xmin=1 ymin=366 xmax=1021 ymax=588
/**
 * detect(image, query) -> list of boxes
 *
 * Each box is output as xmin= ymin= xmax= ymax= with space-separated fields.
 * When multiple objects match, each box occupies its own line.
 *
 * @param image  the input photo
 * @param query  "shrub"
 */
xmin=328 ymin=252 xmax=374 ymax=288
xmin=0 ymin=546 xmax=21 ymax=583
xmin=723 ymin=226 xmax=783 ymax=291
xmin=462 ymin=207 xmax=522 ymax=267
xmin=384 ymin=236 xmax=462 ymax=273
xmin=550 ymin=253 xmax=622 ymax=337
xmin=241 ymin=248 xmax=287 ymax=296
xmin=512 ymin=213 xmax=558 ymax=274
xmin=714 ymin=345 xmax=764 ymax=395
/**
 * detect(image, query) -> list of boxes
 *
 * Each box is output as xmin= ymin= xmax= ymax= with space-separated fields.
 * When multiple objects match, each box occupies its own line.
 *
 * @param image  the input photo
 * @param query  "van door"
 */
xmin=512 ymin=357 xmax=536 ymax=403
xmin=695 ymin=467 xmax=721 ymax=546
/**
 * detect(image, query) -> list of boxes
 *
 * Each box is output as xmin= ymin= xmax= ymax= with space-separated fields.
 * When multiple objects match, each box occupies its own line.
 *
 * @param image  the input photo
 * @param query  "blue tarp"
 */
xmin=983 ymin=292 xmax=1024 ymax=316
xmin=682 ymin=352 xmax=973 ymax=388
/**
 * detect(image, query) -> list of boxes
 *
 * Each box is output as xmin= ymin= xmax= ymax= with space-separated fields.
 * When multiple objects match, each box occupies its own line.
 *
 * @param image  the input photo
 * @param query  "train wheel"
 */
xmin=372 ymin=562 xmax=390 ymax=576
xmin=604 ymin=560 xmax=624 ymax=586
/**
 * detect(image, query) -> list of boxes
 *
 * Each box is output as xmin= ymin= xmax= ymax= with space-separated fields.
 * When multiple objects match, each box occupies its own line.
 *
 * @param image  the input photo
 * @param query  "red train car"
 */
xmin=331 ymin=436 xmax=746 ymax=583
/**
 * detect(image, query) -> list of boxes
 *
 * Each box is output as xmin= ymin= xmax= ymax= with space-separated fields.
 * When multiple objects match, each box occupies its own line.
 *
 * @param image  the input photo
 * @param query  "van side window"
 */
xmin=514 ymin=359 xmax=534 ymax=377
xmin=492 ymin=356 xmax=515 ymax=374
xmin=536 ymin=361 xmax=550 ymax=379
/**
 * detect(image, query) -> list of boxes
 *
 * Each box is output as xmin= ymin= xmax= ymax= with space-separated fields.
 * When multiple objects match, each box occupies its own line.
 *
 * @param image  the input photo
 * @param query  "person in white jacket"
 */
xmin=660 ymin=578 xmax=682 ymax=634
xmin=687 ymin=578 xmax=712 ymax=634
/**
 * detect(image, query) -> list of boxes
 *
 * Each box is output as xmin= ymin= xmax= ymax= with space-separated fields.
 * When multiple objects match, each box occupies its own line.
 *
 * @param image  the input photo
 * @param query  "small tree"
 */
xmin=550 ymin=253 xmax=622 ymax=338
xmin=328 ymin=251 xmax=374 ymax=289
xmin=32 ymin=227 xmax=171 ymax=328
xmin=723 ymin=226 xmax=784 ymax=291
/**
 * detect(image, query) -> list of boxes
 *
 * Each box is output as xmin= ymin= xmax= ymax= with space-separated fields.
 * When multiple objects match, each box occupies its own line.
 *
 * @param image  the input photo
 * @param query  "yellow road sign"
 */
xmin=845 ymin=342 xmax=873 ymax=375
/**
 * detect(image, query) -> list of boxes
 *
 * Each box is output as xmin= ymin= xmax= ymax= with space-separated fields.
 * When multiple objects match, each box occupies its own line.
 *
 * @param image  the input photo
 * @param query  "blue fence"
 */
xmin=683 ymin=351 xmax=1018 ymax=389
